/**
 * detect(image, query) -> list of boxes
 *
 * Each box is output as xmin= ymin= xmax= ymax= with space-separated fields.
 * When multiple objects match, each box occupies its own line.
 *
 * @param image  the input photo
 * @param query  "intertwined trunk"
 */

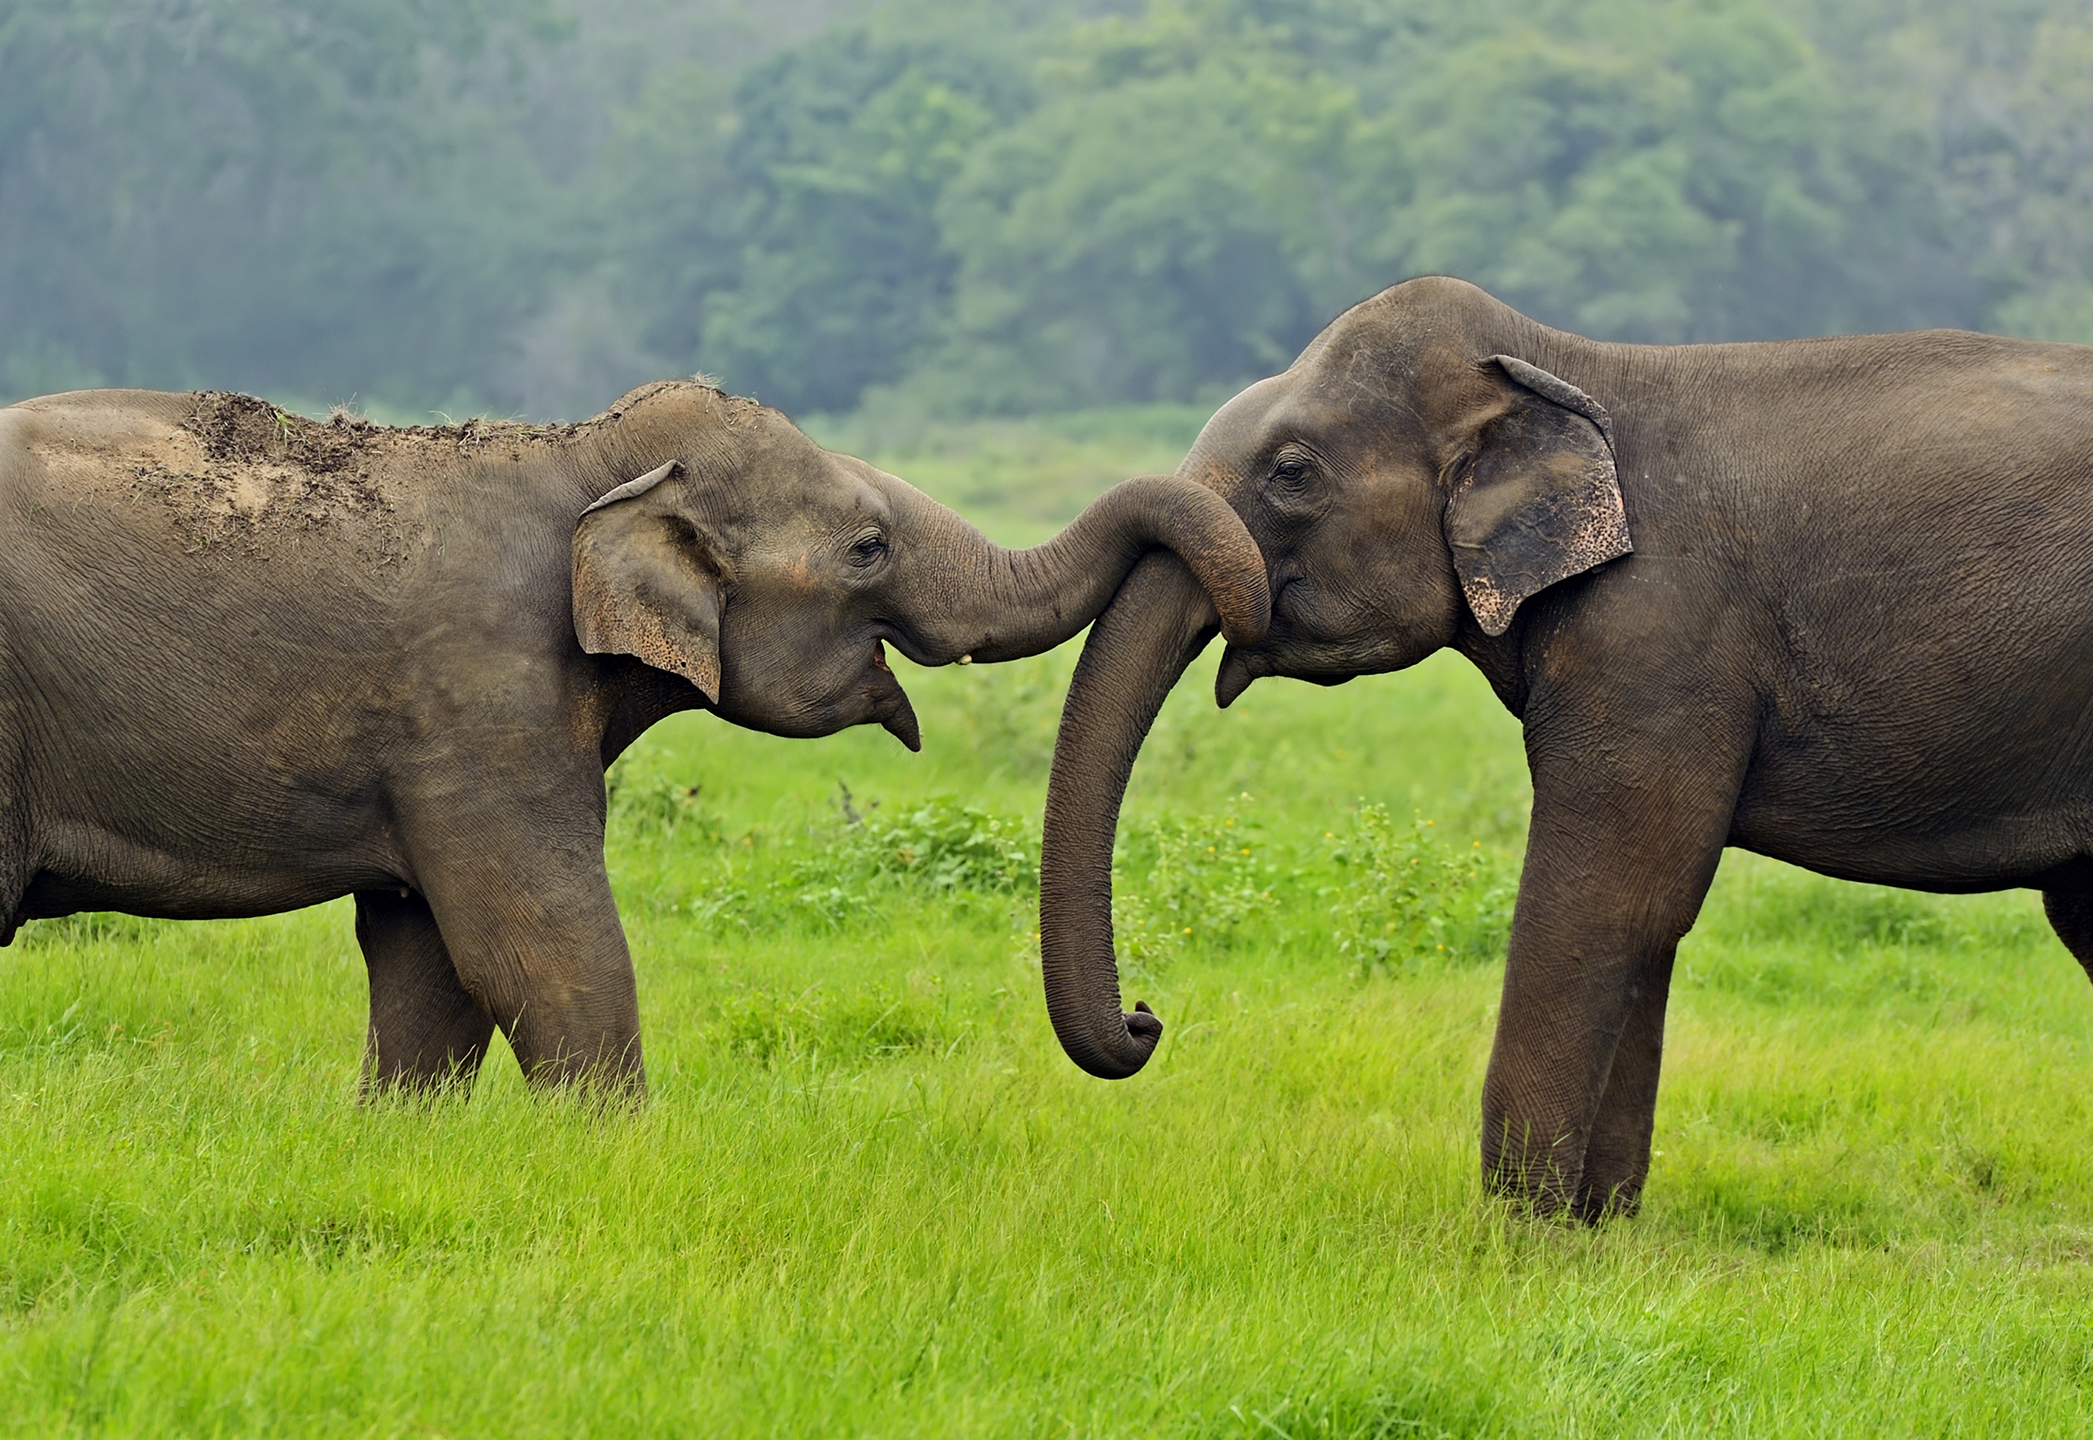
xmin=897 ymin=475 xmax=1266 ymax=665
xmin=1037 ymin=552 xmax=1220 ymax=1077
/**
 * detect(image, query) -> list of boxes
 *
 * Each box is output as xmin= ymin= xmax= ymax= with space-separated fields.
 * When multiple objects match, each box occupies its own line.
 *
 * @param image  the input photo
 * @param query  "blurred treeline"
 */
xmin=6 ymin=0 xmax=2093 ymax=419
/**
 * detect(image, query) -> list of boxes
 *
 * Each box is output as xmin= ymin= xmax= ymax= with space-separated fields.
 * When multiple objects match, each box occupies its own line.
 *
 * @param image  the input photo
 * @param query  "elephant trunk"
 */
xmin=1038 ymin=552 xmax=1217 ymax=1078
xmin=901 ymin=474 xmax=1267 ymax=664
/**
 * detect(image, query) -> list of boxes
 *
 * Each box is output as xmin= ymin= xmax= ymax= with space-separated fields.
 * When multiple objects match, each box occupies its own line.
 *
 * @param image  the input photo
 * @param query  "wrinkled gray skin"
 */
xmin=1040 ymin=276 xmax=2093 ymax=1220
xmin=0 ymin=380 xmax=1267 ymax=1096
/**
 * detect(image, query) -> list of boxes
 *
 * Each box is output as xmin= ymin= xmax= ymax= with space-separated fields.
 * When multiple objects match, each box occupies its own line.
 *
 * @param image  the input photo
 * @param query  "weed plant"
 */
xmin=3 ymin=421 xmax=2091 ymax=1434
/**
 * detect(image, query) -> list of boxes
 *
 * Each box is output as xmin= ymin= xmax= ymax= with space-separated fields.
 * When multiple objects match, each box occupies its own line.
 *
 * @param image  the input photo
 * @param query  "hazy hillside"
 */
xmin=7 ymin=0 xmax=2093 ymax=420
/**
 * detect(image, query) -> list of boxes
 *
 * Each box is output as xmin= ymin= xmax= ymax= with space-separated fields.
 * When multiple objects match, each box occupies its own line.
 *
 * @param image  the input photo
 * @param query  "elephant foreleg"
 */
xmin=1572 ymin=947 xmax=1676 ymax=1221
xmin=403 ymin=798 xmax=645 ymax=1096
xmin=1482 ymin=716 xmax=1744 ymax=1220
xmin=355 ymin=888 xmax=495 ymax=1096
xmin=0 ymin=832 xmax=22 ymax=948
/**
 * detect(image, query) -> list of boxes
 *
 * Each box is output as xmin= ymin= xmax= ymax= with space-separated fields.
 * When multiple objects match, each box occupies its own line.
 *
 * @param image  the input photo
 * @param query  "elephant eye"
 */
xmin=847 ymin=533 xmax=888 ymax=568
xmin=1270 ymin=456 xmax=1310 ymax=490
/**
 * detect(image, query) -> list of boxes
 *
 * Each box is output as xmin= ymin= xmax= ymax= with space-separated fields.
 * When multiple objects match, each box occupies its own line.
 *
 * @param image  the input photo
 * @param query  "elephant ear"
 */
xmin=1444 ymin=355 xmax=1632 ymax=637
xmin=571 ymin=459 xmax=726 ymax=703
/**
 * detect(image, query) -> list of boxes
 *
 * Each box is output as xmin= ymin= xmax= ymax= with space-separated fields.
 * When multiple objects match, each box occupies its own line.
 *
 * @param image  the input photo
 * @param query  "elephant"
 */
xmin=0 ymin=380 xmax=1268 ymax=1096
xmin=1035 ymin=275 xmax=2093 ymax=1220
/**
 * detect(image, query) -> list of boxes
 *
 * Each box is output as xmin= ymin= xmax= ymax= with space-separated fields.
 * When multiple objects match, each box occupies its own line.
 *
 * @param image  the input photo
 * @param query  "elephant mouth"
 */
xmin=1216 ymin=645 xmax=1262 ymax=708
xmin=1216 ymin=578 xmax=1365 ymax=705
xmin=872 ymin=620 xmax=941 ymax=670
xmin=1216 ymin=570 xmax=1298 ymax=707
xmin=867 ymin=640 xmax=922 ymax=751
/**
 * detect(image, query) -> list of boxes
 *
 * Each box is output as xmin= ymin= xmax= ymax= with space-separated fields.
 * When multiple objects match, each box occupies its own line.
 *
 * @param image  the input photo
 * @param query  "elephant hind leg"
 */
xmin=354 ymin=889 xmax=495 ymax=1096
xmin=2043 ymin=886 xmax=2093 ymax=984
xmin=0 ymin=835 xmax=22 ymax=948
xmin=0 ymin=863 xmax=20 ymax=947
xmin=0 ymin=800 xmax=25 ymax=949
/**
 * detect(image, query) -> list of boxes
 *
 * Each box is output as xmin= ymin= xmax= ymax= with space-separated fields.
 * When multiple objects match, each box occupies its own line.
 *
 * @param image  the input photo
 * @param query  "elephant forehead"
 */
xmin=1185 ymin=383 xmax=1285 ymax=475
xmin=727 ymin=475 xmax=865 ymax=543
xmin=1194 ymin=376 xmax=1385 ymax=469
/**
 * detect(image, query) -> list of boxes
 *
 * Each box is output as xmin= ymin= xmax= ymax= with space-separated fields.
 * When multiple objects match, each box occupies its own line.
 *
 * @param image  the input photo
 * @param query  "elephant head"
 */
xmin=1038 ymin=278 xmax=1630 ymax=1078
xmin=570 ymin=388 xmax=1270 ymax=750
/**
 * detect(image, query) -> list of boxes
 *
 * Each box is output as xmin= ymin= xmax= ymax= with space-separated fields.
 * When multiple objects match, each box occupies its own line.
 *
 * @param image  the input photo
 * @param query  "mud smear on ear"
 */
xmin=1216 ymin=647 xmax=1258 ymax=708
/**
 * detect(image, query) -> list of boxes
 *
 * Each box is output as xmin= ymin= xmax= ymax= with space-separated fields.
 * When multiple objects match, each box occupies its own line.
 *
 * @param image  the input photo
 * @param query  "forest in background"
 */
xmin=6 ymin=0 xmax=2093 ymax=421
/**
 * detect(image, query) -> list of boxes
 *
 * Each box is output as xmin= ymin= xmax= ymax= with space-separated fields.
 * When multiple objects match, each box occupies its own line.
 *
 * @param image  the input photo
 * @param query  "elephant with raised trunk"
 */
xmin=0 ymin=380 xmax=1267 ymax=1096
xmin=1039 ymin=276 xmax=2093 ymax=1220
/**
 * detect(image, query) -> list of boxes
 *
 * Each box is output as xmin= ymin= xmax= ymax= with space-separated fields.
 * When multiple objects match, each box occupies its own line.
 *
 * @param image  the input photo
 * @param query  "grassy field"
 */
xmin=5 ymin=412 xmax=2093 ymax=1435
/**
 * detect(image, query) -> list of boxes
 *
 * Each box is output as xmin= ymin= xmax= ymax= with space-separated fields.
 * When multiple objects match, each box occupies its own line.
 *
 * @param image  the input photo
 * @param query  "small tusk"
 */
xmin=957 ymin=654 xmax=973 ymax=665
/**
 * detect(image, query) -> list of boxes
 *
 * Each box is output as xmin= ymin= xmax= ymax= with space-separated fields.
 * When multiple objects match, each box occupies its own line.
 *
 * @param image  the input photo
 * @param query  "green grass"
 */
xmin=7 ymin=412 xmax=2093 ymax=1434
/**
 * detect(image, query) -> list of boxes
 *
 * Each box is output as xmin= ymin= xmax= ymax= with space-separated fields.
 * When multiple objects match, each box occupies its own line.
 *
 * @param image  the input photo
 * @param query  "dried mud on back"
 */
xmin=127 ymin=393 xmax=561 ymax=566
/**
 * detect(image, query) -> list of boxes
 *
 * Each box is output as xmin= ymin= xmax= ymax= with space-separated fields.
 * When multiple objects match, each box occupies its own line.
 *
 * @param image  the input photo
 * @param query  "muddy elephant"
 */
xmin=0 ymin=380 xmax=1267 ymax=1095
xmin=1038 ymin=276 xmax=2093 ymax=1220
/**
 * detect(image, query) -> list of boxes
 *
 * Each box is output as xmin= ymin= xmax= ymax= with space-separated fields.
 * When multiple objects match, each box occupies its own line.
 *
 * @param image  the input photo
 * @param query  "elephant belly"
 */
xmin=19 ymin=811 xmax=406 ymax=923
xmin=1730 ymin=571 xmax=2093 ymax=891
xmin=1728 ymin=744 xmax=2093 ymax=893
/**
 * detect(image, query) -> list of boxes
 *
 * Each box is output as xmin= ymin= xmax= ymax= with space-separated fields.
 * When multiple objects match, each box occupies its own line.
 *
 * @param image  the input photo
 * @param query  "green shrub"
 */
xmin=843 ymin=798 xmax=1038 ymax=894
xmin=605 ymin=762 xmax=722 ymax=844
xmin=676 ymin=793 xmax=1039 ymax=932
xmin=1328 ymin=804 xmax=1515 ymax=973
xmin=1112 ymin=792 xmax=1280 ymax=964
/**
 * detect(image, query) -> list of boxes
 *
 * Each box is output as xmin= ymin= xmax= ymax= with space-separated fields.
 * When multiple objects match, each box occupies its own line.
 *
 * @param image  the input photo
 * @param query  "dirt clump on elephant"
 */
xmin=0 ymin=378 xmax=1267 ymax=1098
xmin=1037 ymin=275 xmax=2093 ymax=1222
xmin=108 ymin=387 xmax=761 ymax=563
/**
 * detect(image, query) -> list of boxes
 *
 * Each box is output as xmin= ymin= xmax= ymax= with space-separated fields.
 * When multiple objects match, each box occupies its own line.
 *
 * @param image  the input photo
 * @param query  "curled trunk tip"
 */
xmin=1125 ymin=474 xmax=1268 ymax=648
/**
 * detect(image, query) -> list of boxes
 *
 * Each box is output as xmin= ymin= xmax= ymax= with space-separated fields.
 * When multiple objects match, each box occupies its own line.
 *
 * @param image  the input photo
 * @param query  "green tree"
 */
xmin=908 ymin=0 xmax=1969 ymax=416
xmin=14 ymin=0 xmax=2093 ymax=418
xmin=923 ymin=13 xmax=1362 ymax=410
xmin=1944 ymin=18 xmax=2093 ymax=343
xmin=0 ymin=0 xmax=571 ymax=407
xmin=1372 ymin=1 xmax=1939 ymax=342
xmin=693 ymin=31 xmax=1009 ymax=413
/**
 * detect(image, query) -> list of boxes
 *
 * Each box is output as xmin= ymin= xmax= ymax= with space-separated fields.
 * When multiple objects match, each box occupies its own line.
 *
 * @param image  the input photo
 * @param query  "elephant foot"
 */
xmin=505 ymin=1027 xmax=647 ymax=1101
xmin=1485 ymin=1133 xmax=1650 ymax=1225
xmin=1571 ymin=1174 xmax=1646 ymax=1224
xmin=1482 ymin=1143 xmax=1584 ymax=1222
xmin=362 ymin=1007 xmax=495 ymax=1099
